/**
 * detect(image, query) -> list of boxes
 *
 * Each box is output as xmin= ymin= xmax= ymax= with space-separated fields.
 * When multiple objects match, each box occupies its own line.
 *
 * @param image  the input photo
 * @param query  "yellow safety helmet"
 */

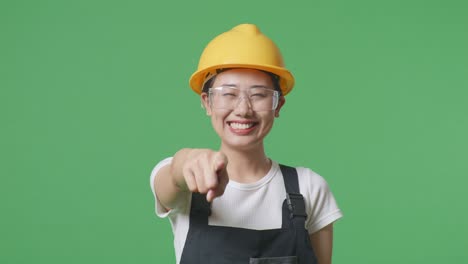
xmin=189 ymin=24 xmax=295 ymax=96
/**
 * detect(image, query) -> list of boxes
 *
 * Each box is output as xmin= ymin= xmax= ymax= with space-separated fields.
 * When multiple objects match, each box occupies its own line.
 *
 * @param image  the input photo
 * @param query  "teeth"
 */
xmin=230 ymin=122 xmax=254 ymax=130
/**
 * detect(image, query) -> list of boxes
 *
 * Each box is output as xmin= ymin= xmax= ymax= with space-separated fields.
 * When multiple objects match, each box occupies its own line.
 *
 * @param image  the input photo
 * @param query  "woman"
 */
xmin=151 ymin=24 xmax=343 ymax=264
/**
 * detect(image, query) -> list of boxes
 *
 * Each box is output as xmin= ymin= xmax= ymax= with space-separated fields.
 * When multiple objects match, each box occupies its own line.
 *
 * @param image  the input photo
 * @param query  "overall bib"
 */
xmin=180 ymin=165 xmax=317 ymax=264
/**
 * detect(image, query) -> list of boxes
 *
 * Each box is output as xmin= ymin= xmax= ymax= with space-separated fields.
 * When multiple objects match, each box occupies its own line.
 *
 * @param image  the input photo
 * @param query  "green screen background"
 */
xmin=1 ymin=0 xmax=467 ymax=263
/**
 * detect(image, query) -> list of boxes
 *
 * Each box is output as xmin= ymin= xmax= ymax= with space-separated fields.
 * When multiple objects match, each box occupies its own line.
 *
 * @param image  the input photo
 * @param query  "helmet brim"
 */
xmin=189 ymin=63 xmax=294 ymax=96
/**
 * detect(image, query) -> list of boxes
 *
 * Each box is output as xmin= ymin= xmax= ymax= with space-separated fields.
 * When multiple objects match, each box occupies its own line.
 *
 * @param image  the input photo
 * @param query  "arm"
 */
xmin=154 ymin=148 xmax=229 ymax=210
xmin=309 ymin=223 xmax=334 ymax=264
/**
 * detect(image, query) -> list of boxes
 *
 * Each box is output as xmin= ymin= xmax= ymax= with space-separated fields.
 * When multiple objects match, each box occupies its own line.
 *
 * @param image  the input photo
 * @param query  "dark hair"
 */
xmin=201 ymin=69 xmax=282 ymax=96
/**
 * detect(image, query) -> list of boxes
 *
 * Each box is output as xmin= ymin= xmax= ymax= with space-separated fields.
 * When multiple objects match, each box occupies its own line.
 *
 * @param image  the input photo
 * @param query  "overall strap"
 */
xmin=189 ymin=193 xmax=211 ymax=226
xmin=279 ymin=164 xmax=308 ymax=229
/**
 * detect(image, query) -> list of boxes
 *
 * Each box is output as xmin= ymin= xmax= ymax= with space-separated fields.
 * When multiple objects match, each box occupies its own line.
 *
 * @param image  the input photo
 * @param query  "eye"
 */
xmin=250 ymin=89 xmax=269 ymax=98
xmin=252 ymin=92 xmax=267 ymax=97
xmin=219 ymin=87 xmax=238 ymax=97
xmin=222 ymin=92 xmax=237 ymax=97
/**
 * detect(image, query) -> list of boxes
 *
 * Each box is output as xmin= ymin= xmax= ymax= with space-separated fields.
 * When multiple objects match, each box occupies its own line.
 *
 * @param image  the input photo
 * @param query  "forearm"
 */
xmin=310 ymin=224 xmax=334 ymax=264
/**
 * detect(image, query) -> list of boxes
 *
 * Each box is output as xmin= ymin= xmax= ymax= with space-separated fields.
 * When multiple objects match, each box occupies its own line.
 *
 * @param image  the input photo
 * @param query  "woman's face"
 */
xmin=201 ymin=68 xmax=285 ymax=151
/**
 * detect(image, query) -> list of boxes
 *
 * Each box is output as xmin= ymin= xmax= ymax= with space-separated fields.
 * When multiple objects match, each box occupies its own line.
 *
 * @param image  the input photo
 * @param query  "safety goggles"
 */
xmin=208 ymin=86 xmax=279 ymax=111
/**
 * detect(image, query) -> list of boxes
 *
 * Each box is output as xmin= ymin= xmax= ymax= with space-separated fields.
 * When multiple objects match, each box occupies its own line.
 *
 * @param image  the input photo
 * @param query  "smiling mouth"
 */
xmin=228 ymin=122 xmax=257 ymax=130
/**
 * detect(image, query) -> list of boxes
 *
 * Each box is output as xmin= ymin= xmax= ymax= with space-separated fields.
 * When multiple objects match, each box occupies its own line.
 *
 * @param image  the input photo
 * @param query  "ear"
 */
xmin=274 ymin=96 xmax=286 ymax=117
xmin=201 ymin=93 xmax=212 ymax=116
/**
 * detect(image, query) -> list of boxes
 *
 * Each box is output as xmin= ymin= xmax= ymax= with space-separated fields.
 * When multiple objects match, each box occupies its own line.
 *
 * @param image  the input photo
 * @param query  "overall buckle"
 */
xmin=286 ymin=193 xmax=307 ymax=219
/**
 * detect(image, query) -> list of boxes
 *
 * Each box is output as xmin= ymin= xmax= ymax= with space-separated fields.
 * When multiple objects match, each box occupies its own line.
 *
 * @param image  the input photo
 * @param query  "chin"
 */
xmin=221 ymin=137 xmax=264 ymax=151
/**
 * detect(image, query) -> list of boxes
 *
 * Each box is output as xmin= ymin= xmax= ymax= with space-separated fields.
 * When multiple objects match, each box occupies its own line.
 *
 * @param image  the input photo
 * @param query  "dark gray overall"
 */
xmin=180 ymin=165 xmax=317 ymax=264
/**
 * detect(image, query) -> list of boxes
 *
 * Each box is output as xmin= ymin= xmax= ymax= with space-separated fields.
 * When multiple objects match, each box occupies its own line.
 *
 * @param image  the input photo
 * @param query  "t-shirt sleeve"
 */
xmin=298 ymin=167 xmax=343 ymax=234
xmin=149 ymin=157 xmax=186 ymax=218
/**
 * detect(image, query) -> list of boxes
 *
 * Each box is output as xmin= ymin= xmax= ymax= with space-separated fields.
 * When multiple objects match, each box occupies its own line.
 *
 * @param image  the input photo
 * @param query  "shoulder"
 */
xmin=275 ymin=163 xmax=332 ymax=197
xmin=289 ymin=165 xmax=337 ymax=209
xmin=150 ymin=157 xmax=173 ymax=185
xmin=151 ymin=157 xmax=173 ymax=174
xmin=294 ymin=166 xmax=330 ymax=193
xmin=290 ymin=165 xmax=343 ymax=233
xmin=149 ymin=157 xmax=174 ymax=212
xmin=150 ymin=157 xmax=173 ymax=183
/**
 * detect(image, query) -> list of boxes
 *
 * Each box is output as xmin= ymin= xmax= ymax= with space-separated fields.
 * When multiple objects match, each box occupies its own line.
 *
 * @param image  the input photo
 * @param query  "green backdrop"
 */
xmin=1 ymin=0 xmax=467 ymax=263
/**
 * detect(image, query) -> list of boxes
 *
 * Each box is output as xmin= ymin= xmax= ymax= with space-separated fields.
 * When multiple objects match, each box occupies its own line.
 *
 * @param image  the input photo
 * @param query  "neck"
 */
xmin=220 ymin=143 xmax=272 ymax=183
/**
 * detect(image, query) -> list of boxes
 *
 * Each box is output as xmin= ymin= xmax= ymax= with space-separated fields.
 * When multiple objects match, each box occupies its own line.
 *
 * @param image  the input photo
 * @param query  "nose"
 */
xmin=233 ymin=96 xmax=253 ymax=116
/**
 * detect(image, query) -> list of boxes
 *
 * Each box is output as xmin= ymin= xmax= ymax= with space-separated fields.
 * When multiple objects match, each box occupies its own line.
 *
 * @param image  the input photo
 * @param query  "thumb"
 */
xmin=206 ymin=189 xmax=216 ymax=203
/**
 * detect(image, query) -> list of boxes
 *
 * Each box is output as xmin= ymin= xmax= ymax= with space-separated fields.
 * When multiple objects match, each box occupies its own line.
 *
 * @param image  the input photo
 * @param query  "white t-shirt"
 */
xmin=150 ymin=157 xmax=343 ymax=264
